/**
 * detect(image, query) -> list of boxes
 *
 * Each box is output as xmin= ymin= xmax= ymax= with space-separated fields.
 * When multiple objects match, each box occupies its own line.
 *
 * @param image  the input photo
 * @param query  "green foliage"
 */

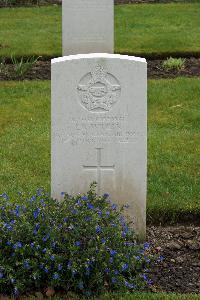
xmin=162 ymin=57 xmax=186 ymax=71
xmin=0 ymin=183 xmax=156 ymax=296
xmin=11 ymin=55 xmax=40 ymax=78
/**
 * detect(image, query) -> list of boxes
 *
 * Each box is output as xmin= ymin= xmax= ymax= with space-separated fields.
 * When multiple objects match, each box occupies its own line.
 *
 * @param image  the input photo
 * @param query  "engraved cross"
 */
xmin=83 ymin=148 xmax=115 ymax=194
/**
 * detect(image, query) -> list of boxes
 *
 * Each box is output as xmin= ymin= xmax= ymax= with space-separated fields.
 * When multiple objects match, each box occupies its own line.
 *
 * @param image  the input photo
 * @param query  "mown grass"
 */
xmin=115 ymin=3 xmax=200 ymax=57
xmin=17 ymin=292 xmax=200 ymax=300
xmin=0 ymin=77 xmax=199 ymax=223
xmin=0 ymin=3 xmax=200 ymax=58
xmin=89 ymin=292 xmax=200 ymax=300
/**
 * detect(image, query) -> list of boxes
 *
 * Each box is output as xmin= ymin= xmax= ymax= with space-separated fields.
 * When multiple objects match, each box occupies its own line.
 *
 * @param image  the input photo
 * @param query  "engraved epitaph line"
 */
xmin=83 ymin=148 xmax=115 ymax=194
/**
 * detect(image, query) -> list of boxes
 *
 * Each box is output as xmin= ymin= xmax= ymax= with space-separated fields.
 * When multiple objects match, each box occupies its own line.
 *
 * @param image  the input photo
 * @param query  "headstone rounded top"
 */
xmin=51 ymin=53 xmax=146 ymax=64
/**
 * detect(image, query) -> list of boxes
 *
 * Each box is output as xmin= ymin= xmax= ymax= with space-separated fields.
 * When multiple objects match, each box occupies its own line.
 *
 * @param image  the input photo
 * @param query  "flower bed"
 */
xmin=0 ymin=183 xmax=157 ymax=297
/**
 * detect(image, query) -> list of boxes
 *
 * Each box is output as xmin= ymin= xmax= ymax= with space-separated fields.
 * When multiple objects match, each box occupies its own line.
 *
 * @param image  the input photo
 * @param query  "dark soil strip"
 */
xmin=148 ymin=57 xmax=200 ymax=79
xmin=1 ymin=58 xmax=199 ymax=81
xmin=148 ymin=225 xmax=200 ymax=293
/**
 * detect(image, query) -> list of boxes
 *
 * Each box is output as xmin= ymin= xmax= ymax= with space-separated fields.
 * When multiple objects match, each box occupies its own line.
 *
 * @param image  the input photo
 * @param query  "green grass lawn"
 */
xmin=0 ymin=3 xmax=200 ymax=58
xmin=92 ymin=293 xmax=200 ymax=300
xmin=37 ymin=292 xmax=200 ymax=300
xmin=0 ymin=77 xmax=199 ymax=223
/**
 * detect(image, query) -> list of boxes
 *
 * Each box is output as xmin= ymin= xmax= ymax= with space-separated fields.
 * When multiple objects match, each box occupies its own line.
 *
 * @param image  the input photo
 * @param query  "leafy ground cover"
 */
xmin=0 ymin=3 xmax=200 ymax=58
xmin=0 ymin=77 xmax=199 ymax=223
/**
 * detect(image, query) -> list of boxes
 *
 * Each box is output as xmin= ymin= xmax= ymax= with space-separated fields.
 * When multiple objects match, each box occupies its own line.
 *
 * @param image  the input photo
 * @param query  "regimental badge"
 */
xmin=77 ymin=64 xmax=121 ymax=112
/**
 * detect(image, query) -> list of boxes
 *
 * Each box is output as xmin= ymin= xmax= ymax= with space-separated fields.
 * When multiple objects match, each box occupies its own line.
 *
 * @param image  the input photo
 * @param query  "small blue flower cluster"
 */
xmin=0 ymin=183 xmax=158 ymax=296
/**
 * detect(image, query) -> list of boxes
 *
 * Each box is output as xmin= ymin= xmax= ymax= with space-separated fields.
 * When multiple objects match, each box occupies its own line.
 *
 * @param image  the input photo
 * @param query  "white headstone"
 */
xmin=62 ymin=0 xmax=114 ymax=55
xmin=51 ymin=53 xmax=147 ymax=239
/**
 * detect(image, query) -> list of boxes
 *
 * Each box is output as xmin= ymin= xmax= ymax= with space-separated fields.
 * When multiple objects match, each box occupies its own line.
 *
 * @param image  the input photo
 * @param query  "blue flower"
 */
xmin=33 ymin=208 xmax=40 ymax=219
xmin=58 ymin=264 xmax=62 ymax=271
xmin=0 ymin=193 xmax=9 ymax=200
xmin=40 ymin=199 xmax=46 ymax=206
xmin=85 ymin=216 xmax=92 ymax=221
xmin=23 ymin=260 xmax=30 ymax=269
xmin=81 ymin=196 xmax=88 ymax=201
xmin=44 ymin=267 xmax=49 ymax=273
xmin=122 ymin=231 xmax=127 ymax=238
xmin=141 ymin=273 xmax=148 ymax=281
xmin=13 ymin=242 xmax=22 ymax=249
xmin=157 ymin=255 xmax=164 ymax=262
xmin=42 ymin=233 xmax=50 ymax=242
xmin=0 ymin=273 xmax=4 ymax=279
xmin=124 ymin=241 xmax=134 ymax=247
xmin=30 ymin=242 xmax=35 ymax=248
xmin=111 ymin=277 xmax=117 ymax=284
xmin=51 ymin=241 xmax=56 ymax=248
xmin=95 ymin=225 xmax=102 ymax=233
xmin=52 ymin=273 xmax=59 ymax=280
xmin=110 ymin=249 xmax=117 ymax=256
xmin=111 ymin=203 xmax=117 ymax=210
xmin=50 ymin=255 xmax=55 ymax=261
xmin=103 ymin=193 xmax=109 ymax=198
xmin=85 ymin=266 xmax=91 ymax=276
xmin=13 ymin=205 xmax=21 ymax=217
xmin=106 ymin=211 xmax=110 ymax=216
xmin=124 ymin=204 xmax=130 ymax=208
xmin=30 ymin=195 xmax=36 ymax=202
xmin=6 ymin=241 xmax=11 ymax=246
xmin=35 ymin=223 xmax=40 ymax=230
xmin=147 ymin=279 xmax=153 ymax=286
xmin=101 ymin=238 xmax=106 ymax=244
xmin=122 ymin=263 xmax=129 ymax=271
xmin=36 ymin=188 xmax=43 ymax=196
xmin=42 ymin=248 xmax=47 ymax=253
xmin=144 ymin=256 xmax=151 ymax=263
xmin=97 ymin=210 xmax=102 ymax=216
xmin=125 ymin=281 xmax=135 ymax=289
xmin=105 ymin=268 xmax=110 ymax=274
xmin=143 ymin=242 xmax=150 ymax=250
xmin=75 ymin=241 xmax=81 ymax=246
xmin=87 ymin=203 xmax=94 ymax=210
xmin=4 ymin=223 xmax=13 ymax=231
xmin=67 ymin=260 xmax=72 ymax=269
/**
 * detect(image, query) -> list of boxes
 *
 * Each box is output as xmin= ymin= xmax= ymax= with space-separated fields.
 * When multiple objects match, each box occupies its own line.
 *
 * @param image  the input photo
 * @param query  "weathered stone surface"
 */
xmin=51 ymin=53 xmax=147 ymax=239
xmin=62 ymin=0 xmax=114 ymax=55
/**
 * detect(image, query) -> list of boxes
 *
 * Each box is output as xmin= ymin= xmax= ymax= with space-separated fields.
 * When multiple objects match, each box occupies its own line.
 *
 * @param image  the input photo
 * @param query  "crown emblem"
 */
xmin=77 ymin=64 xmax=121 ymax=112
